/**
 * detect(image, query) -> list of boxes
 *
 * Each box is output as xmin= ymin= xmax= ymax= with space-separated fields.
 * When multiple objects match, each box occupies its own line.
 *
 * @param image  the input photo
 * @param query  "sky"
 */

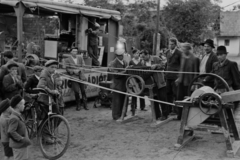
xmin=72 ymin=0 xmax=240 ymax=10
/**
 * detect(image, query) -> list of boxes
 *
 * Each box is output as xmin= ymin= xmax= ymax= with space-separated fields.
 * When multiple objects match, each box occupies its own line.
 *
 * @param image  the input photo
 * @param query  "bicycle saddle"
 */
xmin=32 ymin=88 xmax=48 ymax=94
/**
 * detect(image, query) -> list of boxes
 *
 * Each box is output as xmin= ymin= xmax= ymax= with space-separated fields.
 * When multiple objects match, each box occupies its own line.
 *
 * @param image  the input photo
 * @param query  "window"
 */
xmin=225 ymin=39 xmax=230 ymax=46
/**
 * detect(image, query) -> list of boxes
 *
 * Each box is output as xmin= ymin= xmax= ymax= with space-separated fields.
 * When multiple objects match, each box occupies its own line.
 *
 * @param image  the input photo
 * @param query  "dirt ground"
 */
xmin=1 ymin=100 xmax=240 ymax=160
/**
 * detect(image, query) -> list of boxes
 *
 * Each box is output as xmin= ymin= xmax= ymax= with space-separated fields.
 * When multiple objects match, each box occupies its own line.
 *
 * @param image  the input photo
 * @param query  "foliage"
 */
xmin=163 ymin=0 xmax=221 ymax=44
xmin=58 ymin=0 xmax=74 ymax=3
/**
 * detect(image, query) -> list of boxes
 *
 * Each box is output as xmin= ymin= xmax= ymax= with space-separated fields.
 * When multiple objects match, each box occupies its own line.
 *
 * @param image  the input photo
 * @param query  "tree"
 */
xmin=163 ymin=0 xmax=221 ymax=44
xmin=58 ymin=0 xmax=74 ymax=4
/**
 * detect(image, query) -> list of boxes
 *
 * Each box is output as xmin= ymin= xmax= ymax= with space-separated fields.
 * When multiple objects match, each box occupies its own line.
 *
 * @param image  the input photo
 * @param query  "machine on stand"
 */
xmin=174 ymin=73 xmax=240 ymax=158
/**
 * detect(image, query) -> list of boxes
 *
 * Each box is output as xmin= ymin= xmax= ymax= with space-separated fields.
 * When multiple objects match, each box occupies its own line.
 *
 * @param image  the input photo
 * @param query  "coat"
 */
xmin=109 ymin=58 xmax=127 ymax=92
xmin=3 ymin=74 xmax=23 ymax=99
xmin=202 ymin=51 xmax=218 ymax=73
xmin=178 ymin=53 xmax=200 ymax=86
xmin=142 ymin=56 xmax=166 ymax=89
xmin=24 ymin=75 xmax=39 ymax=94
xmin=63 ymin=55 xmax=86 ymax=81
xmin=165 ymin=48 xmax=182 ymax=80
xmin=8 ymin=111 xmax=31 ymax=149
xmin=211 ymin=59 xmax=240 ymax=90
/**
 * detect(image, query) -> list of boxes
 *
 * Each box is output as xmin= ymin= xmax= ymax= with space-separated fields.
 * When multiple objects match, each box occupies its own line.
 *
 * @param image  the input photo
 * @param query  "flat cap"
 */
xmin=45 ymin=60 xmax=58 ymax=67
xmin=0 ymin=99 xmax=10 ymax=114
xmin=181 ymin=43 xmax=192 ymax=50
xmin=7 ymin=63 xmax=19 ymax=69
xmin=11 ymin=95 xmax=23 ymax=108
xmin=33 ymin=66 xmax=43 ymax=72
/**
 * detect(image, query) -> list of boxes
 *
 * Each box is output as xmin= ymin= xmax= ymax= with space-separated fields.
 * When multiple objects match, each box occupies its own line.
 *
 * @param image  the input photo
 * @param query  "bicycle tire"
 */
xmin=38 ymin=114 xmax=71 ymax=160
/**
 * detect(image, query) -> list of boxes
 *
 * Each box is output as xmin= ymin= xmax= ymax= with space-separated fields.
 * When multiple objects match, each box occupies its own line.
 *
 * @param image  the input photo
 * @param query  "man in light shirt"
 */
xmin=199 ymin=39 xmax=218 ymax=87
xmin=64 ymin=48 xmax=88 ymax=111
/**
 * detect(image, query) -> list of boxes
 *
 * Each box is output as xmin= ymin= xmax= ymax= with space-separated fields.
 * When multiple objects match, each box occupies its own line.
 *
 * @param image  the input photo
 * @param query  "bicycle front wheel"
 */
xmin=38 ymin=114 xmax=71 ymax=160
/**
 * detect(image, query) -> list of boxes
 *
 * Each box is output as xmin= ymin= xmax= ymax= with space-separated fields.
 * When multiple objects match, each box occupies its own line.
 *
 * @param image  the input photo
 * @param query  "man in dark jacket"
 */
xmin=87 ymin=22 xmax=100 ymax=66
xmin=24 ymin=66 xmax=43 ymax=94
xmin=200 ymin=39 xmax=218 ymax=87
xmin=141 ymin=50 xmax=169 ymax=120
xmin=109 ymin=48 xmax=127 ymax=120
xmin=0 ymin=51 xmax=27 ymax=99
xmin=165 ymin=38 xmax=182 ymax=115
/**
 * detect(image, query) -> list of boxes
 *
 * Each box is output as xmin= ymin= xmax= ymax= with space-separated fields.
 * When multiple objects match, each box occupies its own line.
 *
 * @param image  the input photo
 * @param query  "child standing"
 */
xmin=0 ymin=99 xmax=13 ymax=160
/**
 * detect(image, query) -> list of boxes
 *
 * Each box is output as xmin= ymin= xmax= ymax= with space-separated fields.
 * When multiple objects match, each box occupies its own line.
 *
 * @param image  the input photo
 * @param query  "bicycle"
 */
xmin=23 ymin=88 xmax=71 ymax=160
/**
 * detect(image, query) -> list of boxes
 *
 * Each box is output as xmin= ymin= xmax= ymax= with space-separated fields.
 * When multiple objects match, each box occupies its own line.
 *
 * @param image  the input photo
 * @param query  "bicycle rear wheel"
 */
xmin=38 ymin=114 xmax=71 ymax=160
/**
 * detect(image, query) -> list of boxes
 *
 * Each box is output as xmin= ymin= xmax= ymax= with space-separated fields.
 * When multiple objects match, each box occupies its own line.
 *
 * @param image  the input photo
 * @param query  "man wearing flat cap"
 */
xmin=87 ymin=22 xmax=101 ymax=66
xmin=0 ymin=51 xmax=27 ymax=100
xmin=24 ymin=66 xmax=43 ymax=94
xmin=3 ymin=63 xmax=24 ymax=99
xmin=109 ymin=48 xmax=127 ymax=120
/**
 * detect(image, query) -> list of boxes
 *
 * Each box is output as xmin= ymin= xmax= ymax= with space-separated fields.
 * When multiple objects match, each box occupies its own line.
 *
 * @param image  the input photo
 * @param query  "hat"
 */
xmin=10 ymin=95 xmax=23 ymax=108
xmin=201 ymin=39 xmax=215 ymax=48
xmin=216 ymin=46 xmax=228 ymax=55
xmin=0 ymin=99 xmax=10 ymax=114
xmin=95 ymin=22 xmax=100 ymax=28
xmin=33 ymin=66 xmax=43 ymax=72
xmin=2 ymin=51 xmax=14 ymax=58
xmin=115 ymin=48 xmax=125 ymax=56
xmin=45 ymin=60 xmax=58 ymax=67
xmin=7 ymin=63 xmax=18 ymax=69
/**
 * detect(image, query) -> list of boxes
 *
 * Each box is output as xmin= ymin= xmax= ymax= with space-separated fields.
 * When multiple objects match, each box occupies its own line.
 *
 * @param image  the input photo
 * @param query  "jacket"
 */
xmin=109 ymin=58 xmax=127 ymax=92
xmin=203 ymin=51 xmax=218 ymax=73
xmin=8 ymin=111 xmax=31 ymax=149
xmin=63 ymin=55 xmax=86 ymax=81
xmin=211 ymin=59 xmax=240 ymax=90
xmin=24 ymin=75 xmax=39 ymax=94
xmin=0 ymin=114 xmax=10 ymax=143
xmin=178 ymin=53 xmax=200 ymax=86
xmin=165 ymin=48 xmax=182 ymax=80
xmin=142 ymin=56 xmax=166 ymax=89
xmin=3 ymin=74 xmax=23 ymax=99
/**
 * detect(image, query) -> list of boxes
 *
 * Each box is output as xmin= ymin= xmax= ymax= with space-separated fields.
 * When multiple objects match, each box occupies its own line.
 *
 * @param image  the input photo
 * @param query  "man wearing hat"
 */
xmin=109 ymin=48 xmax=127 ymax=120
xmin=64 ymin=48 xmax=88 ymax=111
xmin=200 ymin=39 xmax=218 ymax=87
xmin=8 ymin=95 xmax=31 ymax=160
xmin=37 ymin=60 xmax=60 ymax=108
xmin=3 ymin=63 xmax=24 ymax=99
xmin=0 ymin=99 xmax=13 ymax=160
xmin=86 ymin=22 xmax=100 ymax=66
xmin=0 ymin=51 xmax=27 ymax=100
xmin=24 ymin=66 xmax=43 ymax=94
xmin=204 ymin=46 xmax=240 ymax=128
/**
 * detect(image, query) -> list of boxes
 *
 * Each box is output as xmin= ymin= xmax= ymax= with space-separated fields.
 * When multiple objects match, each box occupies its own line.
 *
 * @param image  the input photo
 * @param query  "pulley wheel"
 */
xmin=199 ymin=92 xmax=222 ymax=115
xmin=126 ymin=75 xmax=145 ymax=95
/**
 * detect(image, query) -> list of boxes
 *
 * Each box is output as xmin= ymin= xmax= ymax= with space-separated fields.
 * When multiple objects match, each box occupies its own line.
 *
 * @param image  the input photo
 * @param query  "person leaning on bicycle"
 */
xmin=37 ymin=60 xmax=61 ymax=114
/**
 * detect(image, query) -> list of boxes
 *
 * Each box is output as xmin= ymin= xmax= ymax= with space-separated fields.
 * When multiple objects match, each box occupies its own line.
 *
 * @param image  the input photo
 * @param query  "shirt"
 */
xmin=200 ymin=53 xmax=210 ymax=74
xmin=117 ymin=58 xmax=124 ymax=65
xmin=35 ymin=75 xmax=40 ymax=80
xmin=71 ymin=56 xmax=77 ymax=65
xmin=145 ymin=60 xmax=151 ymax=66
xmin=170 ymin=48 xmax=176 ymax=56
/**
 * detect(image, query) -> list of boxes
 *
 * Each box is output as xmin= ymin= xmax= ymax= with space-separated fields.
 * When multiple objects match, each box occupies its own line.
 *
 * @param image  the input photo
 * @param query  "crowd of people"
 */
xmin=0 ymin=36 xmax=240 ymax=160
xmin=109 ymin=37 xmax=240 ymax=123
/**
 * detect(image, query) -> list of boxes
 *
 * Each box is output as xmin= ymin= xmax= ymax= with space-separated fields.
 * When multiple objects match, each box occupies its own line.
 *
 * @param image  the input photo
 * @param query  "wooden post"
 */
xmin=153 ymin=0 xmax=160 ymax=55
xmin=14 ymin=2 xmax=25 ymax=62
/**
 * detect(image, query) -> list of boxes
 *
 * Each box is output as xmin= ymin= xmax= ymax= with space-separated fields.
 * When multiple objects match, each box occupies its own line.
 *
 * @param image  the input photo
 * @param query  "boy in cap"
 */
xmin=0 ymin=99 xmax=13 ymax=160
xmin=3 ymin=63 xmax=24 ymax=99
xmin=8 ymin=95 xmax=31 ymax=160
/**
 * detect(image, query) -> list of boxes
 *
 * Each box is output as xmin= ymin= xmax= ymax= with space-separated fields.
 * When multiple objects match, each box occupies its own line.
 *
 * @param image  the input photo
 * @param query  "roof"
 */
xmin=220 ymin=11 xmax=240 ymax=37
xmin=0 ymin=0 xmax=121 ymax=20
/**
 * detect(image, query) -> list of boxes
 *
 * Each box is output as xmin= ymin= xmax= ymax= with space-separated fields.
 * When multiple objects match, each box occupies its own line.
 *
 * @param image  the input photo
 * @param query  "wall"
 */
xmin=217 ymin=36 xmax=240 ymax=56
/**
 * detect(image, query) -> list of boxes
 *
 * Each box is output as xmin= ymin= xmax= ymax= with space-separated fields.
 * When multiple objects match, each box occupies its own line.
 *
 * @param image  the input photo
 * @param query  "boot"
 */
xmin=75 ymin=93 xmax=82 ymax=111
xmin=82 ymin=94 xmax=89 ymax=110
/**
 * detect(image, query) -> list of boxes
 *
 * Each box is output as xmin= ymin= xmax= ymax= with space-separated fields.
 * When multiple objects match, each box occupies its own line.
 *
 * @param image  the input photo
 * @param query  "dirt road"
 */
xmin=1 ymin=101 xmax=240 ymax=160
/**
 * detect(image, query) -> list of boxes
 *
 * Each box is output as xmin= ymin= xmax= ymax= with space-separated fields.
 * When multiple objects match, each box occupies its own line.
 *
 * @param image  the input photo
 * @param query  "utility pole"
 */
xmin=154 ymin=0 xmax=160 ymax=55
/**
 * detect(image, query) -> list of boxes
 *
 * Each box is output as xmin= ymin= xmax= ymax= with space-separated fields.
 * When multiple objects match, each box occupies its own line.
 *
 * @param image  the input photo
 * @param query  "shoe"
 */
xmin=169 ymin=112 xmax=177 ymax=116
xmin=83 ymin=106 xmax=89 ymax=110
xmin=141 ymin=108 xmax=148 ymax=111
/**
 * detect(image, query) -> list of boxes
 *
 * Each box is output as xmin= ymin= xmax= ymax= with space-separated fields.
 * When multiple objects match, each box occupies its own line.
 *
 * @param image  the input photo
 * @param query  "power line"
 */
xmin=223 ymin=0 xmax=240 ymax=8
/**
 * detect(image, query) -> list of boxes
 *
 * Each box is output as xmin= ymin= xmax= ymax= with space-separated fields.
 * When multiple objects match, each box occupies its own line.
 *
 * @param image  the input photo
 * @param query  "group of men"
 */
xmin=109 ymin=38 xmax=240 ymax=121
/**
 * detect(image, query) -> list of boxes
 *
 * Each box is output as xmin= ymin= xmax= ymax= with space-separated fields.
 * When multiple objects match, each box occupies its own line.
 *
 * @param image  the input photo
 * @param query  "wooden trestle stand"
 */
xmin=117 ymin=66 xmax=174 ymax=126
xmin=174 ymin=73 xmax=240 ymax=158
